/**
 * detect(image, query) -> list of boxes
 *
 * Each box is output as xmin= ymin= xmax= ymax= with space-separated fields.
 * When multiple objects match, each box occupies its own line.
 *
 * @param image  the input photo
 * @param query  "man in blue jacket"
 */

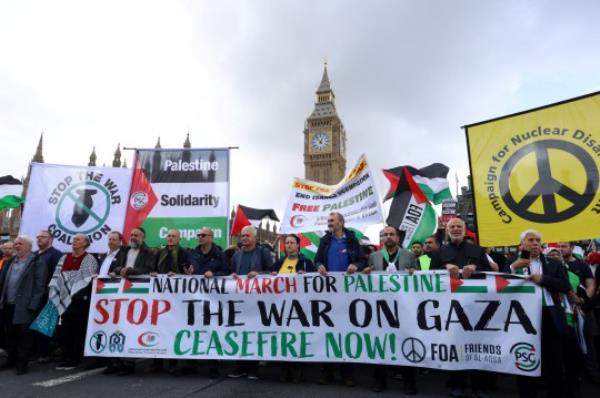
xmin=314 ymin=212 xmax=366 ymax=276
xmin=314 ymin=212 xmax=366 ymax=387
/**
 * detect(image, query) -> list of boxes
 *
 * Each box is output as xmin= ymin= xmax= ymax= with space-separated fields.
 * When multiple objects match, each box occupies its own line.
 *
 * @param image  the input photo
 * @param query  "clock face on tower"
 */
xmin=310 ymin=132 xmax=330 ymax=152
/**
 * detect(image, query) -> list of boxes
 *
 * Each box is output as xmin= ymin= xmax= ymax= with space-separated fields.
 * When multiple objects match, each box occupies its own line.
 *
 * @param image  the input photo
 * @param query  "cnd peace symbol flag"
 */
xmin=19 ymin=163 xmax=132 ymax=252
xmin=465 ymin=91 xmax=600 ymax=246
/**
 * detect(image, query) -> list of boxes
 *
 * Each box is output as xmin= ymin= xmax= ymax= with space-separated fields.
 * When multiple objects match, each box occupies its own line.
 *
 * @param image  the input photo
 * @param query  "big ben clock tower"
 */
xmin=304 ymin=63 xmax=347 ymax=185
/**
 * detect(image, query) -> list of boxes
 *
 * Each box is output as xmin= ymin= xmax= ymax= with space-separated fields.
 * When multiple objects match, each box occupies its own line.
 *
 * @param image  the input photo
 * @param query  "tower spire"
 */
xmin=33 ymin=131 xmax=44 ymax=163
xmin=88 ymin=147 xmax=97 ymax=166
xmin=155 ymin=136 xmax=161 ymax=149
xmin=112 ymin=143 xmax=122 ymax=167
xmin=184 ymin=132 xmax=191 ymax=148
xmin=316 ymin=61 xmax=331 ymax=93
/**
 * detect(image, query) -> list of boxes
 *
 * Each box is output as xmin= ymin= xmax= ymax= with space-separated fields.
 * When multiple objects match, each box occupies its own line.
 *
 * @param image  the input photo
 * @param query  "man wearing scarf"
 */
xmin=48 ymin=233 xmax=98 ymax=369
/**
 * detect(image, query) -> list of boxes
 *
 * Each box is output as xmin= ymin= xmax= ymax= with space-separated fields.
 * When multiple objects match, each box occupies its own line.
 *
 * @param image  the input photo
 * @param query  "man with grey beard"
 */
xmin=111 ymin=227 xmax=156 ymax=278
xmin=430 ymin=218 xmax=491 ymax=398
xmin=105 ymin=227 xmax=156 ymax=376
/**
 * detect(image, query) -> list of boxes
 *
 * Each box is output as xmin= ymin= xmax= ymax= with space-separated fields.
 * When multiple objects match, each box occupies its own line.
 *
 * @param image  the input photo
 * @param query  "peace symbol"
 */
xmin=401 ymin=337 xmax=426 ymax=363
xmin=499 ymin=140 xmax=598 ymax=223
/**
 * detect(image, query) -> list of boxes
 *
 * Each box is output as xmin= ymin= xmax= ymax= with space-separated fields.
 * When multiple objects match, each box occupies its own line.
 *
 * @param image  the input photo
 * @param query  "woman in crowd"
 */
xmin=49 ymin=233 xmax=98 ymax=368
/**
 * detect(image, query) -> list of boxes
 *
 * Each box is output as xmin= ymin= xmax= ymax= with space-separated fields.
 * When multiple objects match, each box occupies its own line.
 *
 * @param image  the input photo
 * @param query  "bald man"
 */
xmin=0 ymin=235 xmax=47 ymax=375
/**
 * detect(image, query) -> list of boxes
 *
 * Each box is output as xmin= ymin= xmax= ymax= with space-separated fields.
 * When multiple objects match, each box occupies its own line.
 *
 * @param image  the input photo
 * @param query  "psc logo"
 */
xmin=510 ymin=342 xmax=540 ymax=372
xmin=138 ymin=332 xmax=159 ymax=347
xmin=130 ymin=191 xmax=149 ymax=210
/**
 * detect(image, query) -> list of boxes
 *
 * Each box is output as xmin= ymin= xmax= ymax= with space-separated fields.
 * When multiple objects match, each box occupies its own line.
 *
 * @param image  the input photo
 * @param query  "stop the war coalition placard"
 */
xmin=85 ymin=271 xmax=542 ymax=376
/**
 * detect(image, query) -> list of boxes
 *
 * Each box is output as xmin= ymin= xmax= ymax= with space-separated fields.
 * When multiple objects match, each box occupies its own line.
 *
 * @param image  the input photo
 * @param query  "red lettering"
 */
xmin=94 ymin=299 xmax=110 ymax=324
xmin=112 ymin=298 xmax=128 ymax=323
xmin=151 ymin=300 xmax=171 ymax=325
xmin=127 ymin=299 xmax=148 ymax=325
xmin=261 ymin=277 xmax=273 ymax=293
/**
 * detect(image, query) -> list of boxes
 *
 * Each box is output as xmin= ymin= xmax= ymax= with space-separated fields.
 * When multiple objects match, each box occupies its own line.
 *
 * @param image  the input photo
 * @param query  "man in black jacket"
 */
xmin=111 ymin=227 xmax=156 ymax=277
xmin=510 ymin=230 xmax=571 ymax=398
xmin=188 ymin=228 xmax=227 ymax=278
xmin=430 ymin=218 xmax=491 ymax=398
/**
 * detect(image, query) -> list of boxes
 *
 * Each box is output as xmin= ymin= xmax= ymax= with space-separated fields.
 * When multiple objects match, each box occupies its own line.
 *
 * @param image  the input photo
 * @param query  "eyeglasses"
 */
xmin=197 ymin=233 xmax=211 ymax=237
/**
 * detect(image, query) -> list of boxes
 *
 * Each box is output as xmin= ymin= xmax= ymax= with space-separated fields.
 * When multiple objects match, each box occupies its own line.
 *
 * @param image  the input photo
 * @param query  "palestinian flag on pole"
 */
xmin=0 ymin=175 xmax=24 ymax=209
xmin=384 ymin=163 xmax=452 ymax=204
xmin=231 ymin=205 xmax=279 ymax=236
xmin=384 ymin=166 xmax=438 ymax=247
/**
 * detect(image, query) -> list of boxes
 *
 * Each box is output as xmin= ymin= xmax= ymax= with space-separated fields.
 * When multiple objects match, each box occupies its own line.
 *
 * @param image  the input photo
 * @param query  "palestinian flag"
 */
xmin=0 ymin=175 xmax=24 ymax=209
xmin=122 ymin=277 xmax=150 ymax=294
xmin=450 ymin=277 xmax=489 ymax=293
xmin=495 ymin=274 xmax=536 ymax=294
xmin=231 ymin=204 xmax=279 ymax=236
xmin=384 ymin=167 xmax=437 ymax=247
xmin=96 ymin=278 xmax=120 ymax=294
xmin=384 ymin=163 xmax=452 ymax=204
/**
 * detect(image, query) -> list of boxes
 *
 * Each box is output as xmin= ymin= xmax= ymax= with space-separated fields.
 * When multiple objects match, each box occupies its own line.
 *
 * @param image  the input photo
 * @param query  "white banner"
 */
xmin=19 ymin=163 xmax=132 ymax=252
xmin=85 ymin=272 xmax=542 ymax=376
xmin=280 ymin=154 xmax=384 ymax=233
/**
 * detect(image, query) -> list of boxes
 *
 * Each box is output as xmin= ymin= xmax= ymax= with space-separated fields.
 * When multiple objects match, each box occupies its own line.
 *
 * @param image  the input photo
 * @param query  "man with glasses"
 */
xmin=34 ymin=230 xmax=62 ymax=282
xmin=187 ymin=227 xmax=227 ymax=378
xmin=188 ymin=228 xmax=227 ymax=278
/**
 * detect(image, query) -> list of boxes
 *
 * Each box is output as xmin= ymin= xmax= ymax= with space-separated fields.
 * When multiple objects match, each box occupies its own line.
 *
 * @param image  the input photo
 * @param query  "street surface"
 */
xmin=1 ymin=359 xmax=599 ymax=398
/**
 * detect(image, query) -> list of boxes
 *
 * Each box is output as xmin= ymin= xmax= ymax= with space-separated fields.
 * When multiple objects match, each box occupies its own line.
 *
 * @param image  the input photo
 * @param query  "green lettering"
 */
xmin=173 ymin=330 xmax=191 ymax=355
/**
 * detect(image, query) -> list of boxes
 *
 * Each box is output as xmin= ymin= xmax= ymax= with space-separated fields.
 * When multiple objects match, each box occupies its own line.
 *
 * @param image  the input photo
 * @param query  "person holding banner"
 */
xmin=49 ymin=234 xmax=98 ymax=369
xmin=270 ymin=234 xmax=315 ymax=383
xmin=188 ymin=227 xmax=228 ymax=279
xmin=420 ymin=235 xmax=439 ymax=271
xmin=153 ymin=230 xmax=191 ymax=276
xmin=228 ymin=225 xmax=273 ymax=380
xmin=0 ymin=235 xmax=47 ymax=375
xmin=111 ymin=227 xmax=156 ymax=278
xmin=314 ymin=212 xmax=366 ymax=387
xmin=367 ymin=226 xmax=418 ymax=394
xmin=509 ymin=230 xmax=571 ymax=398
xmin=430 ymin=217 xmax=491 ymax=398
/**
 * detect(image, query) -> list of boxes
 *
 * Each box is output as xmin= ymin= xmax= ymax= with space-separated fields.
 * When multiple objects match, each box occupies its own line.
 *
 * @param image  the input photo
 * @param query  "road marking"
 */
xmin=32 ymin=367 xmax=106 ymax=387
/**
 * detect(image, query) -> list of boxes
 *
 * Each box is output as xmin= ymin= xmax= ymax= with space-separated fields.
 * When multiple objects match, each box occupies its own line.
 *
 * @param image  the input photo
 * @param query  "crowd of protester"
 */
xmin=0 ymin=213 xmax=599 ymax=398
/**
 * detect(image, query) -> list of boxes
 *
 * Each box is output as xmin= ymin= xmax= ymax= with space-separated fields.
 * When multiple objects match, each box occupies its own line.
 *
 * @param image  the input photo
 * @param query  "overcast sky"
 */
xmin=2 ymin=1 xmax=600 ymax=238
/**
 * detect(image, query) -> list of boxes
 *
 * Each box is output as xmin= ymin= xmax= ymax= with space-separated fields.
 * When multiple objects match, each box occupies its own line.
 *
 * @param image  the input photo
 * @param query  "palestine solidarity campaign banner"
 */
xmin=280 ymin=154 xmax=384 ymax=233
xmin=123 ymin=148 xmax=229 ymax=249
xmin=19 ymin=163 xmax=132 ymax=252
xmin=84 ymin=271 xmax=542 ymax=376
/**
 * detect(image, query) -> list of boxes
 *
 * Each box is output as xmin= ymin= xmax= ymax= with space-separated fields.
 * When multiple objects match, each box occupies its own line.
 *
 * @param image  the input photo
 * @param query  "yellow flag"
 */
xmin=465 ymin=92 xmax=600 ymax=246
